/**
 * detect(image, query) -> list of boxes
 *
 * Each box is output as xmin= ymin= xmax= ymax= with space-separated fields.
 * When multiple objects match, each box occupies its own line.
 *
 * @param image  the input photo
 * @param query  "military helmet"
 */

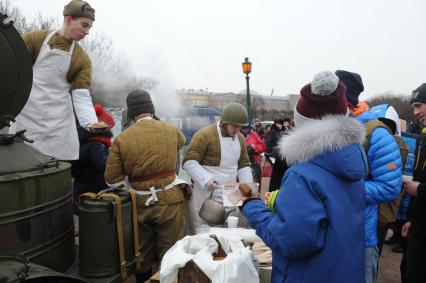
xmin=221 ymin=103 xmax=249 ymax=126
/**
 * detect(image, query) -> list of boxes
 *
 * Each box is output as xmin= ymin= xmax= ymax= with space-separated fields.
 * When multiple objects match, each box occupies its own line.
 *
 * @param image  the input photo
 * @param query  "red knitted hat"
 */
xmin=296 ymin=71 xmax=348 ymax=119
xmin=94 ymin=104 xmax=115 ymax=128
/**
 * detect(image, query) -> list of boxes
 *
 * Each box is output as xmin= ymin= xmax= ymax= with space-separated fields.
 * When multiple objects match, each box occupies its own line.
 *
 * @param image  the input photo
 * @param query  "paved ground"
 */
xmin=378 ymin=241 xmax=403 ymax=283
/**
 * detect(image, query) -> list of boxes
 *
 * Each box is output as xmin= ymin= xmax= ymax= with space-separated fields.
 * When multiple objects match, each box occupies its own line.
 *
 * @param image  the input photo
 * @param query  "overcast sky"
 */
xmin=13 ymin=0 xmax=426 ymax=99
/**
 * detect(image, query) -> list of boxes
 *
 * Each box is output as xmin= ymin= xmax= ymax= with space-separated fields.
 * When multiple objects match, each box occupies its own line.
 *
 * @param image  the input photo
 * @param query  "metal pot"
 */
xmin=0 ymin=252 xmax=88 ymax=283
xmin=199 ymin=193 xmax=230 ymax=225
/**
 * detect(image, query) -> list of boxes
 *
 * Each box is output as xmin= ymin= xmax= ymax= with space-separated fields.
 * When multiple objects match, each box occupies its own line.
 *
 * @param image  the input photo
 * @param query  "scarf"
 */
xmin=87 ymin=135 xmax=112 ymax=148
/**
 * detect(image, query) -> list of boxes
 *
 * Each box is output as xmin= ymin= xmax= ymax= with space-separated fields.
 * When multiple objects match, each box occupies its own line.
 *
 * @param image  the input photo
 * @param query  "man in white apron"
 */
xmin=183 ymin=102 xmax=254 ymax=229
xmin=9 ymin=0 xmax=97 ymax=160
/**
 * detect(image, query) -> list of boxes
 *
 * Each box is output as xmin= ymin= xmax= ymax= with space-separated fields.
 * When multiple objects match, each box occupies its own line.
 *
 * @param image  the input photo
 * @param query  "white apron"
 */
xmin=10 ymin=30 xmax=79 ymax=160
xmin=190 ymin=122 xmax=241 ymax=227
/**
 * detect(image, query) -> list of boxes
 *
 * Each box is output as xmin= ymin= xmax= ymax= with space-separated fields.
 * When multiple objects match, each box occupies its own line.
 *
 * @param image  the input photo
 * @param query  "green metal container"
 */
xmin=0 ymin=142 xmax=75 ymax=272
xmin=78 ymin=191 xmax=136 ymax=278
xmin=0 ymin=13 xmax=75 ymax=273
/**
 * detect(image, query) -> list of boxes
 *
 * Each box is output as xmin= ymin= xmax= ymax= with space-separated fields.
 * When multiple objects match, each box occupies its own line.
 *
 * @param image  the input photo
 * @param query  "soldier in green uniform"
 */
xmin=105 ymin=89 xmax=188 ymax=283
xmin=183 ymin=102 xmax=254 ymax=228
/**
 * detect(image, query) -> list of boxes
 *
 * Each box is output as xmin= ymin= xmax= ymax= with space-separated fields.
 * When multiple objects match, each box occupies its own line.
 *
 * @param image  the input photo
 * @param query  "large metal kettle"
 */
xmin=199 ymin=192 xmax=231 ymax=225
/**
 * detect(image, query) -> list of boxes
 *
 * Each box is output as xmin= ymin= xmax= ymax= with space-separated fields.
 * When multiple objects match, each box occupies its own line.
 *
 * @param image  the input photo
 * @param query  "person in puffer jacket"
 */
xmin=336 ymin=70 xmax=402 ymax=283
xmin=241 ymin=71 xmax=368 ymax=283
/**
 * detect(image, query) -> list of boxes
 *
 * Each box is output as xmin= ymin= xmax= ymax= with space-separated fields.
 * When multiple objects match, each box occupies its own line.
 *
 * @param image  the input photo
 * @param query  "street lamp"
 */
xmin=242 ymin=57 xmax=252 ymax=124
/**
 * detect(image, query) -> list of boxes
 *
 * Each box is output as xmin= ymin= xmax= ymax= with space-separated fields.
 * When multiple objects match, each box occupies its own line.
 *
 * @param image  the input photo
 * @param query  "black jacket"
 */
xmin=408 ymin=133 xmax=426 ymax=236
xmin=265 ymin=125 xmax=285 ymax=159
xmin=265 ymin=125 xmax=289 ymax=191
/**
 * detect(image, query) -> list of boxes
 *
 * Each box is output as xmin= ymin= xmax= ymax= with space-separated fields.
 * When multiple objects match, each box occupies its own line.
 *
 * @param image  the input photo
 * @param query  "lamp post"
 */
xmin=242 ymin=57 xmax=252 ymax=124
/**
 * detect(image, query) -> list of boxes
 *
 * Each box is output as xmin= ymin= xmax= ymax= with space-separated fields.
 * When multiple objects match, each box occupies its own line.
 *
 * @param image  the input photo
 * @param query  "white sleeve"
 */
xmin=71 ymin=88 xmax=98 ymax=127
xmin=385 ymin=106 xmax=401 ymax=136
xmin=237 ymin=167 xmax=254 ymax=183
xmin=183 ymin=160 xmax=212 ymax=189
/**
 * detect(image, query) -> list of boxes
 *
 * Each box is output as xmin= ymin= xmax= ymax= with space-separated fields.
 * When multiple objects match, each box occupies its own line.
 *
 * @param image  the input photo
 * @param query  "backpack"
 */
xmin=363 ymin=120 xmax=408 ymax=226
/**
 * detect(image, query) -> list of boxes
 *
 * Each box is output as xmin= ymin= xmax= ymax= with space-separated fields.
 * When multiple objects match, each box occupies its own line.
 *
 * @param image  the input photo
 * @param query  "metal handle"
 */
xmin=0 ymin=13 xmax=14 ymax=28
xmin=0 ymin=252 xmax=29 ymax=280
xmin=15 ymin=130 xmax=34 ymax=143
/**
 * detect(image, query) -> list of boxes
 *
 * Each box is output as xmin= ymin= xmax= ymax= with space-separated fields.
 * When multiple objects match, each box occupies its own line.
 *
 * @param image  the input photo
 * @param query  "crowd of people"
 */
xmin=9 ymin=0 xmax=426 ymax=282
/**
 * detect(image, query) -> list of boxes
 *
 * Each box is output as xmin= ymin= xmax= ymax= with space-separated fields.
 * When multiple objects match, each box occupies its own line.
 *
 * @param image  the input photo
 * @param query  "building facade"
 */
xmin=177 ymin=89 xmax=299 ymax=121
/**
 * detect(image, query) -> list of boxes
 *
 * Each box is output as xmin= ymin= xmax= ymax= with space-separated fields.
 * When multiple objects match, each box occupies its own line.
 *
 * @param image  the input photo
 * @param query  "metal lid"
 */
xmin=0 ymin=142 xmax=64 ymax=178
xmin=0 ymin=13 xmax=33 ymax=130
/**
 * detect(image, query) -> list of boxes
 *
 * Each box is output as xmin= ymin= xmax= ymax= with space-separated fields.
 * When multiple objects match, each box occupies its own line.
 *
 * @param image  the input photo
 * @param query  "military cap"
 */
xmin=63 ymin=0 xmax=95 ymax=21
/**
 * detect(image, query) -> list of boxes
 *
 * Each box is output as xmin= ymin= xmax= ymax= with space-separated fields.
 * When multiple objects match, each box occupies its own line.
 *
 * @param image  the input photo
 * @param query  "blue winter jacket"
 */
xmin=243 ymin=116 xmax=368 ymax=283
xmin=351 ymin=110 xmax=402 ymax=247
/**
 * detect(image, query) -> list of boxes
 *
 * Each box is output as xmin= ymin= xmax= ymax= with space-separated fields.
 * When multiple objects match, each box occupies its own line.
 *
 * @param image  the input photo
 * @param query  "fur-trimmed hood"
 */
xmin=278 ymin=115 xmax=366 ymax=166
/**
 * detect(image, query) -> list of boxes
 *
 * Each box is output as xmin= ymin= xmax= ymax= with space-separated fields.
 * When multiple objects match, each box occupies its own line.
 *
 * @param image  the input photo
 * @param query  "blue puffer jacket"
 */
xmin=351 ymin=110 xmax=402 ymax=247
xmin=242 ymin=116 xmax=367 ymax=283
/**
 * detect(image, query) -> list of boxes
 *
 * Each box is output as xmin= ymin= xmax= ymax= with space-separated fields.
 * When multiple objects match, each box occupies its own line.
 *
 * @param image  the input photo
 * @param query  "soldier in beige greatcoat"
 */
xmin=105 ymin=89 xmax=188 ymax=283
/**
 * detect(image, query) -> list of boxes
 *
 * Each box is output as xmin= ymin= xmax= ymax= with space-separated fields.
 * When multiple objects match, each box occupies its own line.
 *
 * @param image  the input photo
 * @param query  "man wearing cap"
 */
xmin=105 ymin=89 xmax=188 ymax=282
xmin=240 ymin=71 xmax=367 ymax=283
xmin=401 ymin=84 xmax=426 ymax=283
xmin=253 ymin=118 xmax=265 ymax=137
xmin=10 ymin=0 xmax=97 ymax=160
xmin=183 ymin=102 xmax=254 ymax=229
xmin=336 ymin=70 xmax=402 ymax=283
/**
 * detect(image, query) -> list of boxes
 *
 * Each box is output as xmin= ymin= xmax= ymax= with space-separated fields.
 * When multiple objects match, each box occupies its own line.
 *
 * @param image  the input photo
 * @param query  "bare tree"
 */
xmin=26 ymin=12 xmax=58 ymax=32
xmin=0 ymin=0 xmax=27 ymax=31
xmin=366 ymin=92 xmax=414 ymax=122
xmin=0 ymin=1 xmax=58 ymax=33
xmin=81 ymin=32 xmax=156 ymax=106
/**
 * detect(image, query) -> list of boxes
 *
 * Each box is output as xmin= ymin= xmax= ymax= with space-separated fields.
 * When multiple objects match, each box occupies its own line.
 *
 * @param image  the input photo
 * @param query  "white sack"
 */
xmin=160 ymin=234 xmax=259 ymax=283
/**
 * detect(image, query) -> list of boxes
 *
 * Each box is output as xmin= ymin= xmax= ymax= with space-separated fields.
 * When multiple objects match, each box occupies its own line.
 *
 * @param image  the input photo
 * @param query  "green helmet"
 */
xmin=221 ymin=103 xmax=249 ymax=126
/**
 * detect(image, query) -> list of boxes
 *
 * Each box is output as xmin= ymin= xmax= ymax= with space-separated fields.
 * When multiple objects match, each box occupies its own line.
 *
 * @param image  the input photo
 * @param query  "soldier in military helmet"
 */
xmin=10 ymin=0 xmax=98 ymax=160
xmin=183 ymin=102 xmax=254 ymax=229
